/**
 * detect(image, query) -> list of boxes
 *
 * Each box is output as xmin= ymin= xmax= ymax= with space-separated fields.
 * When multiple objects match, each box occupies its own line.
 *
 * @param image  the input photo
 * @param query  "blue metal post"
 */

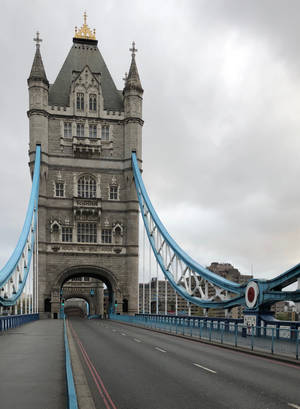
xmin=234 ymin=323 xmax=238 ymax=347
xmin=296 ymin=329 xmax=299 ymax=360
xmin=271 ymin=327 xmax=274 ymax=354
xmin=251 ymin=326 xmax=254 ymax=351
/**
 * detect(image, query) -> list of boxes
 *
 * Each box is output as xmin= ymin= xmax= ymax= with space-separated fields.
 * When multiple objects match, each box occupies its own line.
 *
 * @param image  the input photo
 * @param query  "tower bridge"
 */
xmin=0 ymin=15 xmax=300 ymax=409
xmin=28 ymin=18 xmax=143 ymax=318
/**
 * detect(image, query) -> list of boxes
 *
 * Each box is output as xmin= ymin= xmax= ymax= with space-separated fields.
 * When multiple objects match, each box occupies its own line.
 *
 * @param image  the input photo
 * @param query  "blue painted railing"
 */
xmin=0 ymin=313 xmax=39 ymax=332
xmin=110 ymin=313 xmax=299 ymax=360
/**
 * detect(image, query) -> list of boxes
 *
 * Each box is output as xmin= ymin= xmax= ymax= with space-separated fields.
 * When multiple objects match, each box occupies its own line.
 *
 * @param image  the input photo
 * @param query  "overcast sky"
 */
xmin=0 ymin=0 xmax=299 ymax=285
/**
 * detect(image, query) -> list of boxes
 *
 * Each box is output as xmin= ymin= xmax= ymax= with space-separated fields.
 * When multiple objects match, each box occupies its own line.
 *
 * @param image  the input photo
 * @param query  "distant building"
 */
xmin=139 ymin=262 xmax=253 ymax=318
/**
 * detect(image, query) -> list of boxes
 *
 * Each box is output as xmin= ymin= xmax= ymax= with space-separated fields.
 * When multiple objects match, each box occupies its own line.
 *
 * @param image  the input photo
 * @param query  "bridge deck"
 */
xmin=0 ymin=319 xmax=66 ymax=409
xmin=69 ymin=317 xmax=300 ymax=409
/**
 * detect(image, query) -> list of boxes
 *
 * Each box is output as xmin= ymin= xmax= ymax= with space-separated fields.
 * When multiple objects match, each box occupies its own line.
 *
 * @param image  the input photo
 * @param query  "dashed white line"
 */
xmin=288 ymin=403 xmax=300 ymax=409
xmin=155 ymin=347 xmax=167 ymax=353
xmin=121 ymin=333 xmax=127 ymax=336
xmin=133 ymin=338 xmax=142 ymax=343
xmin=193 ymin=363 xmax=216 ymax=374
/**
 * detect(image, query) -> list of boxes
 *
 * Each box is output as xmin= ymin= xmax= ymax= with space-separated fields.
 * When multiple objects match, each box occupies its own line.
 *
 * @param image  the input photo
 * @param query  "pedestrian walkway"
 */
xmin=0 ymin=319 xmax=66 ymax=409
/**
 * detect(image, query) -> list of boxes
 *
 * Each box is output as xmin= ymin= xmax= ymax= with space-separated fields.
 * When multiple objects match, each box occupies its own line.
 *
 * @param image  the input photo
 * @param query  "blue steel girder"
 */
xmin=0 ymin=145 xmax=41 ymax=306
xmin=132 ymin=153 xmax=300 ymax=311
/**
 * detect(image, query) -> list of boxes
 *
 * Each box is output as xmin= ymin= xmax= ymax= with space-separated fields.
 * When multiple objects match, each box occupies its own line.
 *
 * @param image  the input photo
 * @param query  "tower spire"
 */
xmin=28 ymin=31 xmax=48 ymax=85
xmin=124 ymin=41 xmax=143 ymax=93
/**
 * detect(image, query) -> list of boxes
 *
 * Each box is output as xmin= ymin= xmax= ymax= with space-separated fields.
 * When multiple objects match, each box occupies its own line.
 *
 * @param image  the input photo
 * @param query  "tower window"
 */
xmin=77 ymin=223 xmax=97 ymax=243
xmin=55 ymin=182 xmax=64 ymax=197
xmin=76 ymin=123 xmax=84 ymax=137
xmin=89 ymin=124 xmax=97 ymax=138
xmin=101 ymin=229 xmax=112 ymax=244
xmin=101 ymin=125 xmax=109 ymax=141
xmin=109 ymin=185 xmax=118 ymax=200
xmin=76 ymin=93 xmax=84 ymax=110
xmin=64 ymin=122 xmax=72 ymax=138
xmin=78 ymin=176 xmax=96 ymax=198
xmin=89 ymin=94 xmax=97 ymax=111
xmin=62 ymin=227 xmax=73 ymax=242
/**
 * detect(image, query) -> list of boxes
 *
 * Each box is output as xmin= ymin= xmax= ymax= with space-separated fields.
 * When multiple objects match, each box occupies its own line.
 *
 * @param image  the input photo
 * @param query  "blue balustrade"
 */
xmin=0 ymin=313 xmax=39 ymax=332
xmin=110 ymin=313 xmax=299 ymax=360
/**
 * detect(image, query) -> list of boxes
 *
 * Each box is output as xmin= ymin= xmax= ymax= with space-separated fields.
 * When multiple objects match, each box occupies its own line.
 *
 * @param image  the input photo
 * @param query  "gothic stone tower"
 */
xmin=27 ymin=18 xmax=143 ymax=317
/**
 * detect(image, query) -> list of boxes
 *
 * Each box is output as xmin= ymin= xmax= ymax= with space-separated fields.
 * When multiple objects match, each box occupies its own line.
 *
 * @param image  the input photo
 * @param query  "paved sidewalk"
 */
xmin=0 ymin=319 xmax=66 ymax=409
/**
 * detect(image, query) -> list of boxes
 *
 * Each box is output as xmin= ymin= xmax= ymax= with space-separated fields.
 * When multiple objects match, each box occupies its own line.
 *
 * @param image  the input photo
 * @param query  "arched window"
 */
xmin=78 ymin=175 xmax=96 ymax=198
xmin=51 ymin=222 xmax=60 ymax=242
xmin=89 ymin=94 xmax=97 ymax=111
xmin=76 ymin=93 xmax=84 ymax=111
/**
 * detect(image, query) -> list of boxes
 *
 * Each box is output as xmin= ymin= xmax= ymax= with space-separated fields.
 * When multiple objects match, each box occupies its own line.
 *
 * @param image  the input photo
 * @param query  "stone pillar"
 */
xmin=96 ymin=282 xmax=104 ymax=316
xmin=51 ymin=290 xmax=60 ymax=318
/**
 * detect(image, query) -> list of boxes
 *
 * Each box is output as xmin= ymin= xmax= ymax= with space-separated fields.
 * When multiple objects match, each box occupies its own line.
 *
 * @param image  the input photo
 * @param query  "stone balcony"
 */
xmin=72 ymin=136 xmax=101 ymax=154
xmin=73 ymin=197 xmax=101 ymax=220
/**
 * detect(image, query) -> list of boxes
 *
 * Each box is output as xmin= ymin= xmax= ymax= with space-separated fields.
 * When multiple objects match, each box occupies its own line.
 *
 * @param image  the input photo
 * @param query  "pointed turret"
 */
xmin=28 ymin=31 xmax=49 ymax=157
xmin=123 ymin=42 xmax=144 ymax=161
xmin=124 ymin=42 xmax=143 ymax=93
xmin=28 ymin=32 xmax=49 ymax=85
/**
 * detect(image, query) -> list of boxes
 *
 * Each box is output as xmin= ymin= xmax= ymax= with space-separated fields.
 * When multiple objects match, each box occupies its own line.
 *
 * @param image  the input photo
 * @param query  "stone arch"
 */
xmin=51 ymin=265 xmax=120 ymax=316
xmin=54 ymin=265 xmax=118 ymax=289
xmin=64 ymin=293 xmax=90 ymax=305
xmin=64 ymin=296 xmax=90 ymax=318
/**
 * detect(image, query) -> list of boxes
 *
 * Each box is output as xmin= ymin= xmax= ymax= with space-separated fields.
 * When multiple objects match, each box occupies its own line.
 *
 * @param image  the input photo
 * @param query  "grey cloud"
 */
xmin=0 ymin=0 xmax=299 ymax=281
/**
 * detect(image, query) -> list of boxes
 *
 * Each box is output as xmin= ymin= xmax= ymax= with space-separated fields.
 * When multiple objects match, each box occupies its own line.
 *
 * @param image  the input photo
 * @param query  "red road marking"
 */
xmin=69 ymin=321 xmax=117 ymax=409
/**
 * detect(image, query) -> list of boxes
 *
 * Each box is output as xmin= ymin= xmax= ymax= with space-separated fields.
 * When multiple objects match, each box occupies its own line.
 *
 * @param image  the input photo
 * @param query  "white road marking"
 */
xmin=193 ymin=363 xmax=216 ymax=374
xmin=288 ymin=403 xmax=300 ymax=409
xmin=155 ymin=347 xmax=167 ymax=353
xmin=121 ymin=333 xmax=126 ymax=336
xmin=112 ymin=329 xmax=116 ymax=332
xmin=134 ymin=338 xmax=142 ymax=343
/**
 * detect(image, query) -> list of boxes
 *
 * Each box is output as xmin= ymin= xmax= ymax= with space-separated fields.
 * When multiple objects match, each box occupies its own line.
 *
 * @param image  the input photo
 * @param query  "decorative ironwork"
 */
xmin=0 ymin=146 xmax=41 ymax=306
xmin=132 ymin=152 xmax=300 ymax=311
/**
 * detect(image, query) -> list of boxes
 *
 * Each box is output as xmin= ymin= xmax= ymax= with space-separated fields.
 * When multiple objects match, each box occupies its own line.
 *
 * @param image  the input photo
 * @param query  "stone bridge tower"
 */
xmin=27 ymin=17 xmax=143 ymax=317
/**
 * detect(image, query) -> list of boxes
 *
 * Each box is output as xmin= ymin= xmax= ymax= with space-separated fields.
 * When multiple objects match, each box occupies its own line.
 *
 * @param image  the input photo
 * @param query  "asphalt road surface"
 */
xmin=69 ymin=317 xmax=300 ymax=409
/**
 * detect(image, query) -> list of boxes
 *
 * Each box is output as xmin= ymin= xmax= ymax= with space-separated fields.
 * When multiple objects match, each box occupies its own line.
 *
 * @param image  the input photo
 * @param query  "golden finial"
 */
xmin=74 ymin=12 xmax=96 ymax=40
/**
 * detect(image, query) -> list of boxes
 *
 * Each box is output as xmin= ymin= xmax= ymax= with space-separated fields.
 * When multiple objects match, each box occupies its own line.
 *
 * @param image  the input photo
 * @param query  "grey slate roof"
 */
xmin=28 ymin=47 xmax=49 ymax=85
xmin=124 ymin=55 xmax=143 ymax=93
xmin=48 ymin=40 xmax=123 ymax=110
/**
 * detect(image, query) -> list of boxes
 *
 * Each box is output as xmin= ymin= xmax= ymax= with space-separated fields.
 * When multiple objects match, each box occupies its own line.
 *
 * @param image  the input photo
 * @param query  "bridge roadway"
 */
xmin=69 ymin=318 xmax=300 ymax=409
